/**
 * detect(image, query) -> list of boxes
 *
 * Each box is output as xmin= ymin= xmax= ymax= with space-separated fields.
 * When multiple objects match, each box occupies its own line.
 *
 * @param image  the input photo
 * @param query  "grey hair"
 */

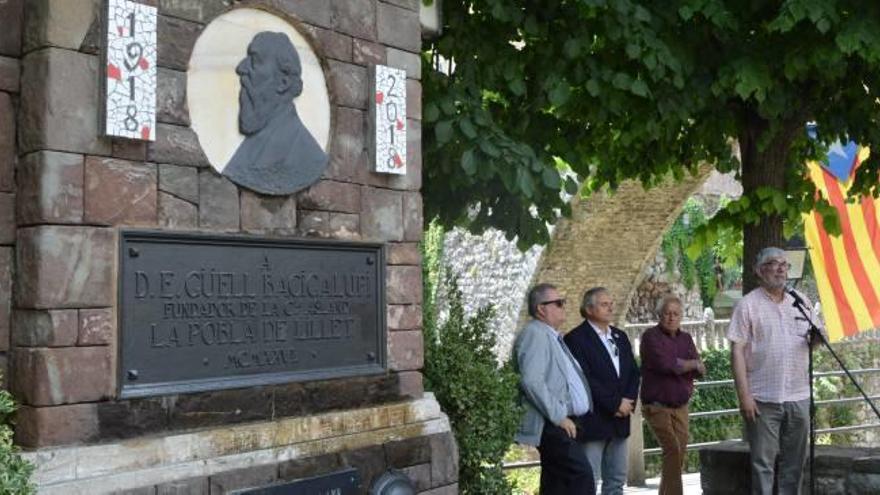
xmin=580 ymin=286 xmax=609 ymax=319
xmin=754 ymin=246 xmax=786 ymax=273
xmin=253 ymin=32 xmax=303 ymax=96
xmin=527 ymin=283 xmax=557 ymax=318
xmin=655 ymin=295 xmax=683 ymax=316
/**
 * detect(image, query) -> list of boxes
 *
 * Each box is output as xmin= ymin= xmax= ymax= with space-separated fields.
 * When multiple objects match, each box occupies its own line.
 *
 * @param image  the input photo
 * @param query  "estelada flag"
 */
xmin=804 ymin=142 xmax=880 ymax=341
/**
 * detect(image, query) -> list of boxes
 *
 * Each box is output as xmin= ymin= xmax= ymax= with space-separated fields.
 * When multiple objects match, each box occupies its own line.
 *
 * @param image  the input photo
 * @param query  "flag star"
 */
xmin=828 ymin=141 xmax=848 ymax=158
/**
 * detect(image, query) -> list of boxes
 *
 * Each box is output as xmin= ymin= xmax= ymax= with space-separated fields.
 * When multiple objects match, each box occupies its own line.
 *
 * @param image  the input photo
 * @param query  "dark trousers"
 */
xmin=537 ymin=420 xmax=596 ymax=495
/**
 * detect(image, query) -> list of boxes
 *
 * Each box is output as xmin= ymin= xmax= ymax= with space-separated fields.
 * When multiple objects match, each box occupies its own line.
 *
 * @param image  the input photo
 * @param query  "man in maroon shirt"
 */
xmin=640 ymin=295 xmax=705 ymax=495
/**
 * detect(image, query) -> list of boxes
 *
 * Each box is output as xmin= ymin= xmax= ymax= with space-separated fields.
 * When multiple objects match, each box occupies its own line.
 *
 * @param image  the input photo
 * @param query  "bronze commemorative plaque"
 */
xmin=118 ymin=231 xmax=386 ymax=398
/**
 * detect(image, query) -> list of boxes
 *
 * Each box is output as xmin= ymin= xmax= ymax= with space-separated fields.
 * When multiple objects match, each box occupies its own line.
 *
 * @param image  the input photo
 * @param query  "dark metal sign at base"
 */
xmin=232 ymin=468 xmax=361 ymax=495
xmin=118 ymin=231 xmax=386 ymax=398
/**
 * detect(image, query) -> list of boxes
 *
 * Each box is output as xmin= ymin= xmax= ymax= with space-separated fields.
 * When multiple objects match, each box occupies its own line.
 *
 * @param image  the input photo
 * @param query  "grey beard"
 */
xmin=238 ymin=87 xmax=276 ymax=135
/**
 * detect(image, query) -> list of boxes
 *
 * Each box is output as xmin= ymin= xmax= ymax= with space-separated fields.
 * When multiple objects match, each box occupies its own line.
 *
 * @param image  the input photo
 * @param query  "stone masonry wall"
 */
xmin=0 ymin=0 xmax=23 ymax=386
xmin=10 ymin=0 xmax=426 ymax=456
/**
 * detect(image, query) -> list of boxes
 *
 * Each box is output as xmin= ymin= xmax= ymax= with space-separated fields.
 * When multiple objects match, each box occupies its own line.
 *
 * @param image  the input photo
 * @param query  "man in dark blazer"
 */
xmin=564 ymin=287 xmax=640 ymax=495
xmin=514 ymin=283 xmax=596 ymax=495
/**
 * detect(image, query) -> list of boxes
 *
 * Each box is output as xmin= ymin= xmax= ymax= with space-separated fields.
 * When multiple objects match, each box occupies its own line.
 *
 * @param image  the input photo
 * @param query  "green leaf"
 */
xmin=679 ymin=5 xmax=693 ymax=21
xmin=479 ymin=139 xmax=501 ymax=158
xmin=631 ymin=79 xmax=649 ymax=97
xmin=548 ymin=82 xmax=571 ymax=106
xmin=440 ymin=98 xmax=456 ymax=116
xmin=459 ymin=118 xmax=478 ymax=139
xmin=461 ymin=149 xmax=477 ymax=175
xmin=564 ymin=38 xmax=581 ymax=59
xmin=424 ymin=102 xmax=440 ymax=123
xmin=612 ymin=72 xmax=632 ymax=90
xmin=542 ymin=167 xmax=561 ymax=188
xmin=586 ymin=79 xmax=601 ymax=96
xmin=517 ymin=168 xmax=535 ymax=198
xmin=564 ymin=176 xmax=579 ymax=194
xmin=509 ymin=78 xmax=526 ymax=96
xmin=435 ymin=120 xmax=454 ymax=144
xmin=626 ymin=43 xmax=641 ymax=59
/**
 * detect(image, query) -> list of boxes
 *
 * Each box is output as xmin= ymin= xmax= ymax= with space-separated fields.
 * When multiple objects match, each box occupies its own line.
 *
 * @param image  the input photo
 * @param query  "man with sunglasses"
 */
xmin=564 ymin=287 xmax=640 ymax=495
xmin=514 ymin=283 xmax=596 ymax=494
xmin=728 ymin=247 xmax=826 ymax=495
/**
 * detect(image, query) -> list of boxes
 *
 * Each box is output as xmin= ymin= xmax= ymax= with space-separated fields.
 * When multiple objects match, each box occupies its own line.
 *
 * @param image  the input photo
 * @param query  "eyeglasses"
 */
xmin=763 ymin=260 xmax=791 ymax=270
xmin=539 ymin=299 xmax=566 ymax=308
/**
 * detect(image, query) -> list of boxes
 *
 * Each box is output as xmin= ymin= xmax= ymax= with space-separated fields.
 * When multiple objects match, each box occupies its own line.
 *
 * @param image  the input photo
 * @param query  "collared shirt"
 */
xmin=538 ymin=321 xmax=591 ymax=416
xmin=639 ymin=325 xmax=700 ymax=406
xmin=727 ymin=287 xmax=826 ymax=403
xmin=588 ymin=320 xmax=620 ymax=376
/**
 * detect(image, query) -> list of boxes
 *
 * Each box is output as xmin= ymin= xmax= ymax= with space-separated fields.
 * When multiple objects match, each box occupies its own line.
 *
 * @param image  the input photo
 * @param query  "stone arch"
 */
xmin=532 ymin=165 xmax=714 ymax=332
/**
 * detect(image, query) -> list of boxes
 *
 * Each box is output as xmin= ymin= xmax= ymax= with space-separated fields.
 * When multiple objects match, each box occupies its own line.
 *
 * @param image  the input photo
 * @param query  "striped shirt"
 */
xmin=727 ymin=287 xmax=825 ymax=403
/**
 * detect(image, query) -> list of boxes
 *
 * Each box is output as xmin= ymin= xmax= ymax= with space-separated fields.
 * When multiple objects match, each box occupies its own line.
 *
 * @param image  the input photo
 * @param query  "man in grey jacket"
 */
xmin=515 ymin=283 xmax=596 ymax=495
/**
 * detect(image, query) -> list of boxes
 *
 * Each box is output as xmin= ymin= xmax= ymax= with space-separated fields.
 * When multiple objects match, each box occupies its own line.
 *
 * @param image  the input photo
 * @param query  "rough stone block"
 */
xmin=396 ymin=370 xmax=423 ymax=399
xmin=0 ymin=0 xmax=22 ymax=57
xmin=95 ymin=398 xmax=170 ymax=440
xmin=297 ymin=210 xmax=329 ymax=237
xmin=209 ymin=464 xmax=277 ymax=494
xmin=16 ymin=151 xmax=84 ymax=225
xmin=157 ymin=67 xmax=190 ymax=126
xmin=354 ymin=39 xmax=385 ymax=66
xmin=159 ymin=164 xmax=199 ymax=203
xmin=12 ymin=346 xmax=112 ymax=406
xmin=158 ymin=192 xmax=197 ymax=230
xmin=430 ymin=433 xmax=460 ymax=486
xmin=278 ymin=453 xmax=343 ymax=481
xmin=19 ymin=48 xmax=111 ymax=155
xmin=0 ymin=248 xmax=10 ymax=351
xmin=387 ymin=242 xmax=420 ymax=265
xmin=383 ymin=0 xmax=419 ymax=11
xmin=327 ymin=213 xmax=359 ymax=239
xmin=156 ymin=477 xmax=209 ymax=495
xmin=302 ymin=25 xmax=352 ymax=63
xmin=328 ymin=60 xmax=368 ymax=109
xmin=0 ymin=56 xmax=20 ymax=92
xmin=385 ymin=436 xmax=431 ymax=467
xmin=332 ymin=0 xmax=377 ymax=40
xmin=339 ymin=445 xmax=386 ymax=490
xmin=259 ymin=0 xmax=331 ymax=28
xmin=361 ymin=188 xmax=403 ymax=241
xmin=406 ymin=79 xmax=421 ymax=120
xmin=388 ymin=329 xmax=422 ymax=371
xmin=12 ymin=309 xmax=78 ymax=347
xmin=386 ymin=47 xmax=421 ymax=80
xmin=158 ymin=0 xmax=228 ymax=23
xmin=147 ymin=123 xmax=210 ymax=167
xmin=327 ymin=106 xmax=365 ymax=183
xmin=14 ymin=403 xmax=99 ymax=448
xmin=402 ymin=192 xmax=422 ymax=242
xmin=386 ymin=265 xmax=421 ymax=304
xmin=158 ymin=15 xmax=201 ymax=71
xmin=198 ymin=171 xmax=239 ymax=231
xmin=401 ymin=463 xmax=431 ymax=491
xmin=0 ymin=93 xmax=14 ymax=191
xmin=15 ymin=226 xmax=114 ymax=309
xmin=85 ymin=157 xmax=158 ymax=226
xmin=420 ymin=484 xmax=459 ymax=495
xmin=240 ymin=190 xmax=297 ymax=235
xmin=377 ymin=2 xmax=420 ymax=52
xmin=387 ymin=304 xmax=421 ymax=330
xmin=0 ymin=193 xmax=13 ymax=244
xmin=24 ymin=0 xmax=97 ymax=52
xmin=298 ymin=180 xmax=361 ymax=213
xmin=111 ymin=139 xmax=148 ymax=161
xmin=79 ymin=308 xmax=113 ymax=346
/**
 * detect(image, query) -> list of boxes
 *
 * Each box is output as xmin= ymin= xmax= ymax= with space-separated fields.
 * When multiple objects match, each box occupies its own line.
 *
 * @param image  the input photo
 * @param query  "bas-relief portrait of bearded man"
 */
xmin=222 ymin=31 xmax=328 ymax=195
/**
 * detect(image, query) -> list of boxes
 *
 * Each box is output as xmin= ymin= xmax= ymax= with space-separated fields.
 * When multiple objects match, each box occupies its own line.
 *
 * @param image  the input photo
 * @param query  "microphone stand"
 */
xmin=789 ymin=294 xmax=880 ymax=495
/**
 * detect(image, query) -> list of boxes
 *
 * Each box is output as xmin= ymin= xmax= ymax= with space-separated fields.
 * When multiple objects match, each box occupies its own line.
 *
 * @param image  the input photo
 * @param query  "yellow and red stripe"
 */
xmin=804 ymin=148 xmax=880 ymax=341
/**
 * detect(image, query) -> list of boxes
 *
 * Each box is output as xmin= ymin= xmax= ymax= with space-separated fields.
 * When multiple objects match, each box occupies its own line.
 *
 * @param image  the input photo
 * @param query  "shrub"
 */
xmin=422 ymin=268 xmax=523 ymax=494
xmin=0 ymin=380 xmax=35 ymax=495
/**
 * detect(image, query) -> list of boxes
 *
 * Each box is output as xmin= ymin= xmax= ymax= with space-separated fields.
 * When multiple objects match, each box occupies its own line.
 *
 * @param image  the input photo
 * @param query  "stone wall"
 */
xmin=624 ymin=249 xmax=704 ymax=323
xmin=6 ymin=1 xmax=456 ymax=493
xmin=0 ymin=0 xmax=23 ymax=385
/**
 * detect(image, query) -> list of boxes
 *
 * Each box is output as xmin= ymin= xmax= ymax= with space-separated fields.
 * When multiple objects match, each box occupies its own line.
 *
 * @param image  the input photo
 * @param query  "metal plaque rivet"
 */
xmin=367 ymin=352 xmax=376 ymax=361
xmin=129 ymin=247 xmax=140 ymax=257
xmin=203 ymin=358 xmax=209 ymax=366
xmin=127 ymin=369 xmax=139 ymax=380
xmin=366 ymin=256 xmax=374 ymax=265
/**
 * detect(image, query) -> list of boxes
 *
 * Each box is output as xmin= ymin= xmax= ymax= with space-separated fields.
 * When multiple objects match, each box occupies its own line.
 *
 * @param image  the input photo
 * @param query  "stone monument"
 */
xmin=0 ymin=1 xmax=455 ymax=493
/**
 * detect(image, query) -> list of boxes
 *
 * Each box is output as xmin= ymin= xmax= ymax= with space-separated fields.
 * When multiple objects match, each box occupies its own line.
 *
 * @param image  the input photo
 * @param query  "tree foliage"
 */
xmin=423 ymin=0 xmax=880 ymax=271
xmin=0 ymin=378 xmax=35 ymax=494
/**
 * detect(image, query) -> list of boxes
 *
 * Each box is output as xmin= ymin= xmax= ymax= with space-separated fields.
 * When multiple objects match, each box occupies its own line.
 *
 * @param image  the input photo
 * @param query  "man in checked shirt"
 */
xmin=727 ymin=247 xmax=827 ymax=495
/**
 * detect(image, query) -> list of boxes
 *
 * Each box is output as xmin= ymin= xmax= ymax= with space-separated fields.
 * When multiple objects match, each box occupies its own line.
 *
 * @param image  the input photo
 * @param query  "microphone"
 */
xmin=788 ymin=289 xmax=806 ymax=308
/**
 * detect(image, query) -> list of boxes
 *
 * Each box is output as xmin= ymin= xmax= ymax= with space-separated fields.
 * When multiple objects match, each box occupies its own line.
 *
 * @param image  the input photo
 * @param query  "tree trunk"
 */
xmin=739 ymin=120 xmax=789 ymax=293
